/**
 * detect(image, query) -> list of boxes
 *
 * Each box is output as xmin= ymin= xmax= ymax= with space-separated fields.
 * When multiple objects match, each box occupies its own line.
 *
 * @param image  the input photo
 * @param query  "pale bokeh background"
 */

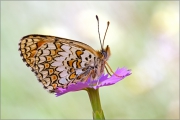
xmin=1 ymin=1 xmax=179 ymax=119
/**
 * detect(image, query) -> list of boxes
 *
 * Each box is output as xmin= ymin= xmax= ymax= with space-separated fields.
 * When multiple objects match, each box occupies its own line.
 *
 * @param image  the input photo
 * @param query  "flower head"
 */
xmin=55 ymin=67 xmax=131 ymax=97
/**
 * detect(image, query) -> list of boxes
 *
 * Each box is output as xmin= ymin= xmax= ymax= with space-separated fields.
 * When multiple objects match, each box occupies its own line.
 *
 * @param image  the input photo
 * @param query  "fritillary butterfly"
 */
xmin=19 ymin=15 xmax=111 ymax=93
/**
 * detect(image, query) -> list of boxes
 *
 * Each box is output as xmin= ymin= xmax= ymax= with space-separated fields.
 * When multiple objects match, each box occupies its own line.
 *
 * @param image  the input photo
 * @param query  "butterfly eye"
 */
xmin=101 ymin=50 xmax=107 ymax=59
xmin=101 ymin=45 xmax=111 ymax=60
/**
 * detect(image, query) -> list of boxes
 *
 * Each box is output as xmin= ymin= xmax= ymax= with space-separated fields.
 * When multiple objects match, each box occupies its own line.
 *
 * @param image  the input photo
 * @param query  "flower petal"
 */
xmin=55 ymin=67 xmax=131 ymax=96
xmin=55 ymin=81 xmax=89 ymax=97
xmin=94 ymin=67 xmax=131 ymax=89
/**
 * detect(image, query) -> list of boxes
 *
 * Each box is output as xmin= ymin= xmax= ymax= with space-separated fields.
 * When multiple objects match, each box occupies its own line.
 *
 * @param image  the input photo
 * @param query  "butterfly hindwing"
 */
xmin=19 ymin=34 xmax=98 ymax=92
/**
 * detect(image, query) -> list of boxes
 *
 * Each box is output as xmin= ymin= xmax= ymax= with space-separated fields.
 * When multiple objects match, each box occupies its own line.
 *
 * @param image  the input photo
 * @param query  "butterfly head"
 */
xmin=101 ymin=45 xmax=111 ymax=61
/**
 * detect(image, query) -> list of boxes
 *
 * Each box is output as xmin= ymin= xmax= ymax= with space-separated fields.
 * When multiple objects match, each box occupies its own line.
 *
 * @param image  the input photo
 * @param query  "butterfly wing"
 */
xmin=19 ymin=34 xmax=100 ymax=92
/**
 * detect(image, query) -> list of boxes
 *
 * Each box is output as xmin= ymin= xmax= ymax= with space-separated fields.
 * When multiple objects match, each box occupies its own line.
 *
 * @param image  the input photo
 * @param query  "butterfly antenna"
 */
xmin=102 ymin=21 xmax=110 ymax=47
xmin=96 ymin=15 xmax=103 ymax=50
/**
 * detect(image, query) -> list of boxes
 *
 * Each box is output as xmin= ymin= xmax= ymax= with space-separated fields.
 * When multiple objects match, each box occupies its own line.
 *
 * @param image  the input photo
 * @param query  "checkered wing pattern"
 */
xmin=19 ymin=34 xmax=100 ymax=93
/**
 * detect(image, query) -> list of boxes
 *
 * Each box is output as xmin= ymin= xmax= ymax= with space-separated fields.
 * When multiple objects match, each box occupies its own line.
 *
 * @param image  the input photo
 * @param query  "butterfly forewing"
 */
xmin=19 ymin=34 xmax=102 ymax=92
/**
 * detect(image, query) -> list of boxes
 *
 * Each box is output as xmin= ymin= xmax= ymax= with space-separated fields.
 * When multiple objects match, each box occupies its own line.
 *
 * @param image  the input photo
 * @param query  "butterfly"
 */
xmin=19 ymin=15 xmax=113 ymax=93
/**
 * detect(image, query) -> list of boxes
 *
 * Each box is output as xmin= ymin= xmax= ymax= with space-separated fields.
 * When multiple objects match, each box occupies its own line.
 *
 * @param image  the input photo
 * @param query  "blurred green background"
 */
xmin=1 ymin=1 xmax=179 ymax=119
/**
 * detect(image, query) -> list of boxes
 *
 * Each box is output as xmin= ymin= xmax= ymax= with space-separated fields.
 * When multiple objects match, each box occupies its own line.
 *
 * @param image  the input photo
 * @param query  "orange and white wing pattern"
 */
xmin=19 ymin=34 xmax=100 ymax=93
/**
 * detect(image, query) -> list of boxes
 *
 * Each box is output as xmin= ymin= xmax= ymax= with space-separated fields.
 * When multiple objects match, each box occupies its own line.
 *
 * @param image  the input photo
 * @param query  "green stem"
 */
xmin=86 ymin=88 xmax=105 ymax=120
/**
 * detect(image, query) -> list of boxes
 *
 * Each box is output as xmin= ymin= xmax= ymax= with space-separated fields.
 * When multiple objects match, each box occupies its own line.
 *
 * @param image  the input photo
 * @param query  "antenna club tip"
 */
xmin=107 ymin=21 xmax=110 ymax=25
xmin=96 ymin=15 xmax=99 ymax=20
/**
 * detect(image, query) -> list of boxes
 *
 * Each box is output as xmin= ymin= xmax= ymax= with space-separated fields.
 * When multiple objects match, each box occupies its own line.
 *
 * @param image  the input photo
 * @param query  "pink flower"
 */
xmin=55 ymin=67 xmax=131 ymax=97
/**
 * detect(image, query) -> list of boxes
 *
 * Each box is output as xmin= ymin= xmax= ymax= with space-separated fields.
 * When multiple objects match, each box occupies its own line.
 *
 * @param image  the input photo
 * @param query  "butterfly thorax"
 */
xmin=91 ymin=45 xmax=111 ymax=80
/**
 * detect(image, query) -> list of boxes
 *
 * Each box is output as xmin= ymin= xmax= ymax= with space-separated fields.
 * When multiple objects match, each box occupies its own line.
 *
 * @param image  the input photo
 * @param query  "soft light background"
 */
xmin=1 ymin=1 xmax=179 ymax=119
